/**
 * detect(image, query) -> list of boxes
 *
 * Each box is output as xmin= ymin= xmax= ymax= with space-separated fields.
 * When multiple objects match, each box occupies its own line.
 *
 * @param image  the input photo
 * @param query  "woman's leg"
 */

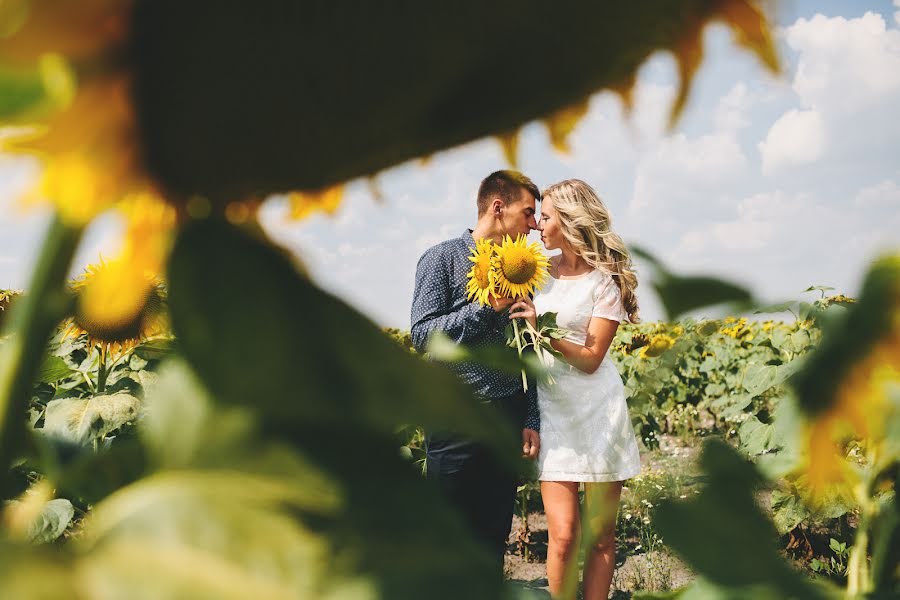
xmin=582 ymin=480 xmax=623 ymax=600
xmin=540 ymin=480 xmax=580 ymax=596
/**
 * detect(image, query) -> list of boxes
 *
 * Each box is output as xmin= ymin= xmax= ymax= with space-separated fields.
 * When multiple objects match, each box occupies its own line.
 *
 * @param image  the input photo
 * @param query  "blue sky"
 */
xmin=2 ymin=1 xmax=899 ymax=327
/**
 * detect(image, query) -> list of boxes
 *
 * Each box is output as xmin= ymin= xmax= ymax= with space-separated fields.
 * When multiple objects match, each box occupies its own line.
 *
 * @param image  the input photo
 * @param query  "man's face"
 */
xmin=501 ymin=187 xmax=537 ymax=237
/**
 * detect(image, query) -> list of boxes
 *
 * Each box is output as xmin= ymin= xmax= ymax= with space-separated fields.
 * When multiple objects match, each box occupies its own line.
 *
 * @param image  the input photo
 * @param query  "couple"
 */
xmin=410 ymin=170 xmax=641 ymax=599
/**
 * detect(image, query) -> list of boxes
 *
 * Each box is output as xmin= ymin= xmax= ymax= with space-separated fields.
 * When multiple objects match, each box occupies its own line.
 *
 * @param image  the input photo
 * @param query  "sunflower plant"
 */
xmin=62 ymin=259 xmax=169 ymax=393
xmin=466 ymin=234 xmax=562 ymax=389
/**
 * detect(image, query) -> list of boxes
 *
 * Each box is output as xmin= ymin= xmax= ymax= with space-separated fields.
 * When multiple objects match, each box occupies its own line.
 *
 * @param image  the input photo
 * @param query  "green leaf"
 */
xmin=742 ymin=359 xmax=802 ymax=397
xmin=870 ymin=477 xmax=900 ymax=593
xmin=754 ymin=301 xmax=795 ymax=314
xmin=792 ymin=255 xmax=900 ymax=417
xmin=737 ymin=417 xmax=776 ymax=456
xmin=426 ymin=330 xmax=544 ymax=380
xmin=36 ymin=355 xmax=73 ymax=384
xmin=804 ymin=285 xmax=835 ymax=295
xmin=26 ymin=498 xmax=74 ymax=544
xmin=42 ymin=393 xmax=141 ymax=446
xmin=653 ymin=441 xmax=833 ymax=600
xmin=134 ymin=337 xmax=175 ymax=360
xmin=770 ymin=490 xmax=809 ymax=535
xmin=167 ymin=219 xmax=517 ymax=456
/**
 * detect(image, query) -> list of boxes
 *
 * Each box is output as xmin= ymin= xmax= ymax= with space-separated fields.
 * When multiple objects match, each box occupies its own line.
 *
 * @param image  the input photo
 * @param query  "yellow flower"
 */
xmin=60 ymin=191 xmax=175 ymax=358
xmin=640 ymin=334 xmax=675 ymax=358
xmin=805 ymin=339 xmax=899 ymax=497
xmin=492 ymin=234 xmax=549 ymax=299
xmin=465 ymin=238 xmax=497 ymax=306
xmin=64 ymin=258 xmax=168 ymax=359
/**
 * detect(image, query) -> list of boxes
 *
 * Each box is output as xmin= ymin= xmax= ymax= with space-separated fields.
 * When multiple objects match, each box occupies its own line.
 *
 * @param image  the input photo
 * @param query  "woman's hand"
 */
xmin=509 ymin=296 xmax=538 ymax=330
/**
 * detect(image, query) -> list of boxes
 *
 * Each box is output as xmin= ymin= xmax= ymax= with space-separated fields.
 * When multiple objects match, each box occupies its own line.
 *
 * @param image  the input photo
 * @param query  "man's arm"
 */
xmin=524 ymin=379 xmax=539 ymax=433
xmin=410 ymin=246 xmax=498 ymax=353
xmin=521 ymin=379 xmax=540 ymax=459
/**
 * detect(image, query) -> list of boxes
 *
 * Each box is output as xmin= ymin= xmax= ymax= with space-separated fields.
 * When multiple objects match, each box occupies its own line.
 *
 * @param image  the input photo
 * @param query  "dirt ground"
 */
xmin=503 ymin=435 xmax=699 ymax=598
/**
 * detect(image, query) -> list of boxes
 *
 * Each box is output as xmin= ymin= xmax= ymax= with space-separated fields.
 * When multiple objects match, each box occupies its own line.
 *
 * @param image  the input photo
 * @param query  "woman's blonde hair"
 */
xmin=542 ymin=179 xmax=640 ymax=323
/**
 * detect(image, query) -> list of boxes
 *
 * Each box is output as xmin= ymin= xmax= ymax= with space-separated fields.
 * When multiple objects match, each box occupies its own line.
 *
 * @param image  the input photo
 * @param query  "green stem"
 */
xmin=0 ymin=215 xmax=81 ymax=498
xmin=847 ymin=528 xmax=868 ymax=596
xmin=96 ymin=346 xmax=108 ymax=394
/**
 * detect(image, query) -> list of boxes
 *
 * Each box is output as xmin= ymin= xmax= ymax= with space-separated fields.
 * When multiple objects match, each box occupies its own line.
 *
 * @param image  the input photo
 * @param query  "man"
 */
xmin=410 ymin=169 xmax=541 ymax=573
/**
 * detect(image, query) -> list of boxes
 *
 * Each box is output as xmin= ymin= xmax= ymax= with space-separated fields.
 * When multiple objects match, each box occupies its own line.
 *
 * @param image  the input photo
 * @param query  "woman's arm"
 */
xmin=549 ymin=316 xmax=619 ymax=375
xmin=509 ymin=296 xmax=619 ymax=375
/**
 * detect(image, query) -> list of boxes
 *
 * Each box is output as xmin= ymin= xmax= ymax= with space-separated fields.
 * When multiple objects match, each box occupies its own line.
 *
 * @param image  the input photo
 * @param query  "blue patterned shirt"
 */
xmin=410 ymin=229 xmax=540 ymax=431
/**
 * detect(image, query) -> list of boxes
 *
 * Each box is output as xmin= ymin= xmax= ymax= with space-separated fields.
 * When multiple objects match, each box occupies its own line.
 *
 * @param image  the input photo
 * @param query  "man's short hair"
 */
xmin=476 ymin=170 xmax=541 ymax=216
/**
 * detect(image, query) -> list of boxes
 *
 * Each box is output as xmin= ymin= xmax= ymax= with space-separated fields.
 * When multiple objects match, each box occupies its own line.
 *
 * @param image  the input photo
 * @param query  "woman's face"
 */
xmin=538 ymin=196 xmax=565 ymax=250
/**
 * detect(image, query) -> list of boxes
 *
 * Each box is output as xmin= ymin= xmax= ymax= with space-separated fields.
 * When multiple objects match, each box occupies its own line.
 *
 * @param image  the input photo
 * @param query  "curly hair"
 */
xmin=541 ymin=179 xmax=640 ymax=323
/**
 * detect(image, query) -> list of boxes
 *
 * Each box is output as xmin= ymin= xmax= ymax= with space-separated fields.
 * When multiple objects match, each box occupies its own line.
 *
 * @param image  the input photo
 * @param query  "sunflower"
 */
xmin=639 ymin=334 xmax=675 ymax=358
xmin=63 ymin=259 xmax=168 ymax=358
xmin=465 ymin=238 xmax=497 ymax=306
xmin=492 ymin=234 xmax=549 ymax=299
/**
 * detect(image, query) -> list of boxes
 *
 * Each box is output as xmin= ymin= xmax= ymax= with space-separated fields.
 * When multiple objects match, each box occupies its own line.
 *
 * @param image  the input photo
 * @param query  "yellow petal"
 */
xmin=716 ymin=0 xmax=780 ymax=74
xmin=78 ymin=257 xmax=152 ymax=336
xmin=496 ymin=129 xmax=520 ymax=168
xmin=287 ymin=184 xmax=344 ymax=221
xmin=668 ymin=20 xmax=704 ymax=130
xmin=544 ymin=99 xmax=590 ymax=154
xmin=667 ymin=0 xmax=779 ymax=129
xmin=30 ymin=153 xmax=115 ymax=226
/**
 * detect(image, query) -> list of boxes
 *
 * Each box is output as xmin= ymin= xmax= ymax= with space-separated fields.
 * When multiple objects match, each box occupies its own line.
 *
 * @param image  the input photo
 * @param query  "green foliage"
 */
xmin=654 ymin=441 xmax=832 ymax=600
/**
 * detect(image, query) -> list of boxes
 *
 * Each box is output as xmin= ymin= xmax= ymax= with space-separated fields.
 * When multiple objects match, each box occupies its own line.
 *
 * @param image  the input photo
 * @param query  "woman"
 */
xmin=510 ymin=179 xmax=641 ymax=599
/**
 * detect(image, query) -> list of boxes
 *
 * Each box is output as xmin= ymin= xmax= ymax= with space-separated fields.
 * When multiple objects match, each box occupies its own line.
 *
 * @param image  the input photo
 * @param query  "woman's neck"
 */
xmin=556 ymin=249 xmax=589 ymax=274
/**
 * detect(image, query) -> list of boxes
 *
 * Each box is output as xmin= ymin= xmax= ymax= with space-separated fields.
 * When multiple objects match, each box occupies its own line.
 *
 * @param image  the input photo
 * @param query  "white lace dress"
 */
xmin=533 ymin=270 xmax=641 ymax=482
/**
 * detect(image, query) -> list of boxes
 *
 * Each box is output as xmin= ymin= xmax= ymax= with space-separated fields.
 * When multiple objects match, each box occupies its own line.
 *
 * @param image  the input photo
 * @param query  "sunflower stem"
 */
xmin=96 ymin=346 xmax=108 ymax=394
xmin=0 ymin=215 xmax=81 ymax=499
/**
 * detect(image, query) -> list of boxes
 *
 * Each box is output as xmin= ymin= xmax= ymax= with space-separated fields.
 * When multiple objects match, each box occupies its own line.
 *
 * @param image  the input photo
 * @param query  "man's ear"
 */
xmin=491 ymin=198 xmax=503 ymax=217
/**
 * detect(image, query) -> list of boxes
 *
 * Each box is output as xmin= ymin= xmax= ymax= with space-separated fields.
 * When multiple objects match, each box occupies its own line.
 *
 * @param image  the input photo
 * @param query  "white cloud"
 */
xmin=785 ymin=12 xmax=900 ymax=114
xmin=714 ymin=82 xmax=754 ymax=132
xmin=758 ymin=108 xmax=825 ymax=175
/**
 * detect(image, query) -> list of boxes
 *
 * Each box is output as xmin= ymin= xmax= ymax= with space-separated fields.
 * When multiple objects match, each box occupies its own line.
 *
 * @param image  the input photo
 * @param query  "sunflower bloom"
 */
xmin=640 ymin=334 xmax=675 ymax=358
xmin=64 ymin=258 xmax=168 ymax=359
xmin=804 ymin=339 xmax=900 ymax=499
xmin=492 ymin=234 xmax=549 ymax=299
xmin=465 ymin=238 xmax=497 ymax=306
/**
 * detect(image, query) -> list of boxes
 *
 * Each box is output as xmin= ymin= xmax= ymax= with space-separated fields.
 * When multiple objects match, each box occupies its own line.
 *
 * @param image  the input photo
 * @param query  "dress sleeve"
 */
xmin=592 ymin=274 xmax=627 ymax=323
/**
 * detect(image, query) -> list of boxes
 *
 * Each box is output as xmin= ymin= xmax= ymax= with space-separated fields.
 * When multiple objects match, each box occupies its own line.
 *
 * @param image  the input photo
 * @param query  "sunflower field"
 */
xmin=1 ymin=1 xmax=898 ymax=599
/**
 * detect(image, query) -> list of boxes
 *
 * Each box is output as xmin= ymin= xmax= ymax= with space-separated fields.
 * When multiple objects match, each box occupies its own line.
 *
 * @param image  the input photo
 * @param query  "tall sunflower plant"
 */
xmin=466 ymin=234 xmax=568 ymax=389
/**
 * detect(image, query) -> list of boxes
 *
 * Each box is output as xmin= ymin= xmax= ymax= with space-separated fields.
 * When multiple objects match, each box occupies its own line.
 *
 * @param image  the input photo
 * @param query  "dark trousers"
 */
xmin=425 ymin=393 xmax=526 ymax=573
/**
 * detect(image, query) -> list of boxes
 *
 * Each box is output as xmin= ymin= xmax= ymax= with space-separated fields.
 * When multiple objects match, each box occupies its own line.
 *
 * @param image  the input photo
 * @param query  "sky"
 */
xmin=1 ymin=0 xmax=899 ymax=328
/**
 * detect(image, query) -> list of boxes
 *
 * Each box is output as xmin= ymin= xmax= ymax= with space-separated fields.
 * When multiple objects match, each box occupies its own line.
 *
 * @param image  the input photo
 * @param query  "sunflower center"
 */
xmin=500 ymin=247 xmax=537 ymax=284
xmin=474 ymin=257 xmax=491 ymax=288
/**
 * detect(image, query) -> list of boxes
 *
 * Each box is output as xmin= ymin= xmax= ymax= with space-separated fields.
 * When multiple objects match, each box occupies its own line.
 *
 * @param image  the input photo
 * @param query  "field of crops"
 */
xmin=1 ymin=2 xmax=898 ymax=598
xmin=385 ymin=292 xmax=883 ymax=595
xmin=3 ymin=256 xmax=898 ymax=600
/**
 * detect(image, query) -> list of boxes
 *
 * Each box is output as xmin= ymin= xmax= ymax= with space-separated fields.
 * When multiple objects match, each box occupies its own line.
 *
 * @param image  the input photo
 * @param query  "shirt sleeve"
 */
xmin=410 ymin=245 xmax=498 ymax=353
xmin=592 ymin=275 xmax=627 ymax=323
xmin=524 ymin=381 xmax=540 ymax=432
